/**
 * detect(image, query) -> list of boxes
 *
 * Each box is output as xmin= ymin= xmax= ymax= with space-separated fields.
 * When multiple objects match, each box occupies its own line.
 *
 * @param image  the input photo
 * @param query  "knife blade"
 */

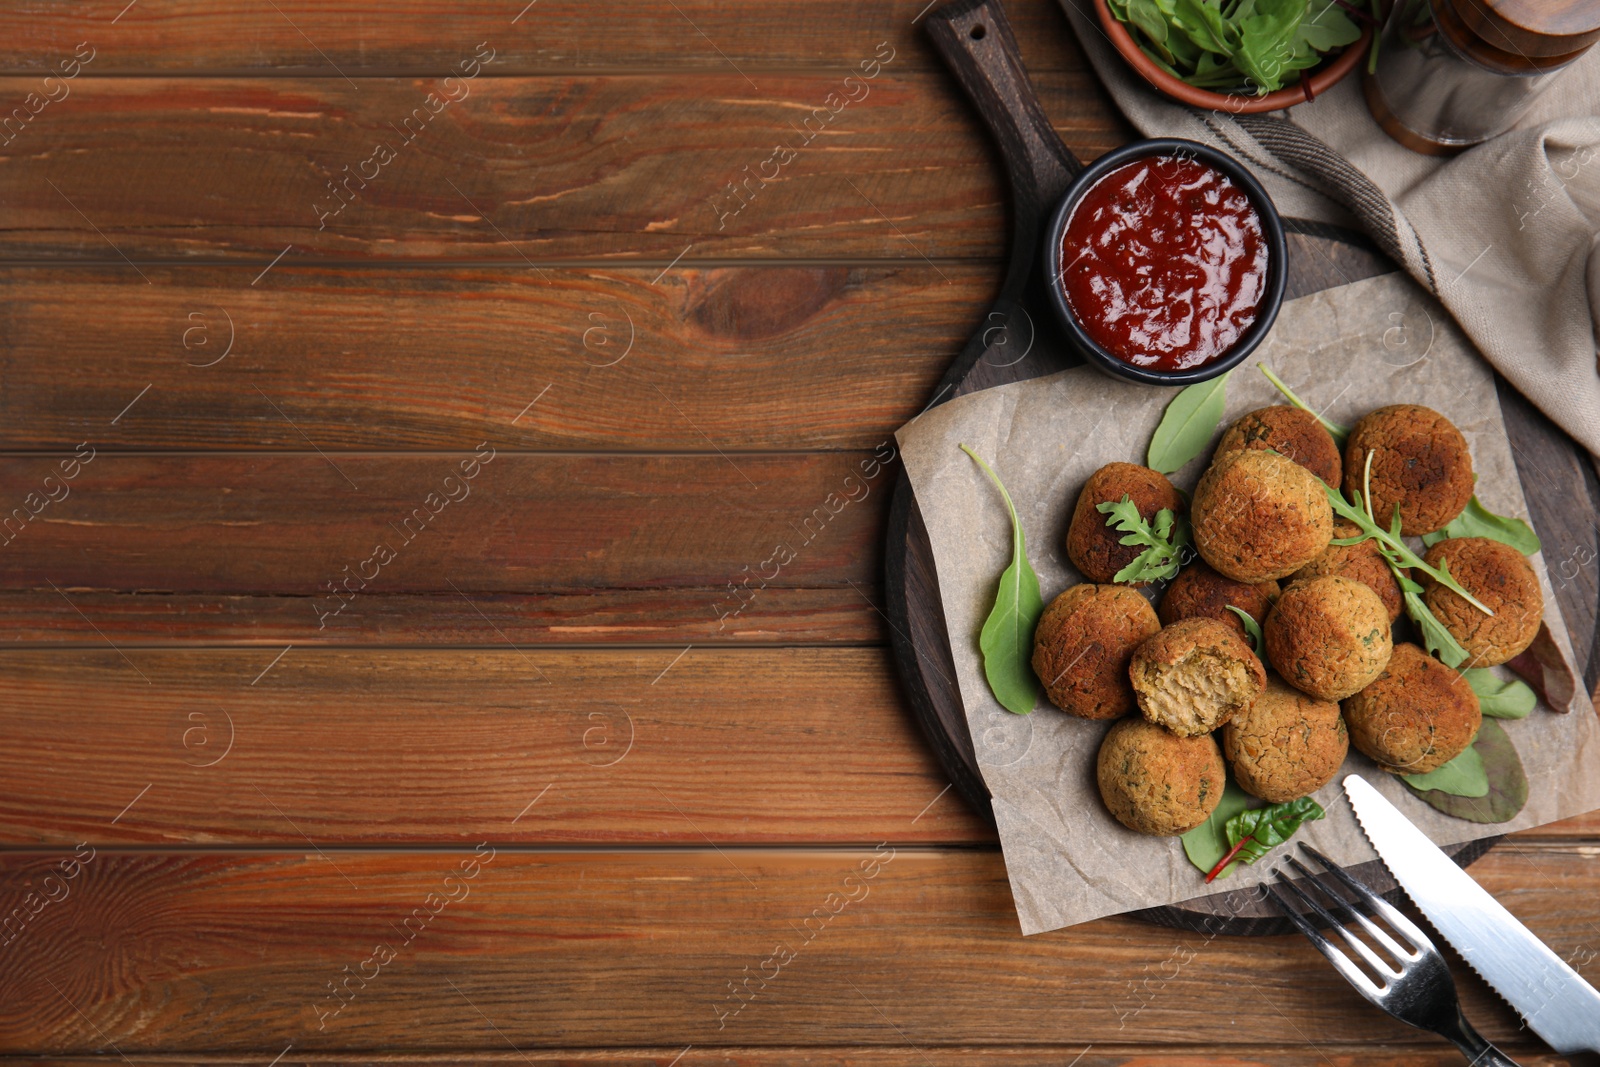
xmin=1344 ymin=774 xmax=1600 ymax=1056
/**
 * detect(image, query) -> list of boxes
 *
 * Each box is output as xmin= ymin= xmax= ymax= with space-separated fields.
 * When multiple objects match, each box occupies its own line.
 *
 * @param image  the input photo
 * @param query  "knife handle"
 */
xmin=1441 ymin=1006 xmax=1522 ymax=1067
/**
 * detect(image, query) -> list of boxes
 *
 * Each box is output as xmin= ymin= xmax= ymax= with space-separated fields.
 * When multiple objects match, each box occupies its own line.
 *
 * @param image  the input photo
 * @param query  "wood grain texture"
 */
xmin=0 ymin=845 xmax=1595 ymax=1053
xmin=0 ymin=264 xmax=978 ymax=451
xmin=0 ymin=1054 xmax=1582 ymax=1067
xmin=0 ymin=647 xmax=981 ymax=846
xmin=0 ymin=451 xmax=883 ymax=597
xmin=0 ymin=72 xmax=1127 ymax=262
xmin=0 ymin=0 xmax=1098 ymax=75
xmin=0 ymin=645 xmax=1591 ymax=845
xmin=0 ymin=588 xmax=884 ymax=647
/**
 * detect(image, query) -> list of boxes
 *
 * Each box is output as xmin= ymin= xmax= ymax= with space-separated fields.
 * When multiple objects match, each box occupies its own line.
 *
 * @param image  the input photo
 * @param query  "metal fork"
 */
xmin=1262 ymin=843 xmax=1520 ymax=1067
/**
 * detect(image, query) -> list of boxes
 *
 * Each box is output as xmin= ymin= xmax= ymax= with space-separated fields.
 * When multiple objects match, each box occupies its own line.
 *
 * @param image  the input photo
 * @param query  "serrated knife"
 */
xmin=1344 ymin=775 xmax=1600 ymax=1056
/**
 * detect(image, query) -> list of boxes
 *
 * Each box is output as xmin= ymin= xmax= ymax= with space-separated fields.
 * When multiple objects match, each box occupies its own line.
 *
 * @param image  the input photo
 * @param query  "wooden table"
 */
xmin=0 ymin=2 xmax=1596 ymax=1063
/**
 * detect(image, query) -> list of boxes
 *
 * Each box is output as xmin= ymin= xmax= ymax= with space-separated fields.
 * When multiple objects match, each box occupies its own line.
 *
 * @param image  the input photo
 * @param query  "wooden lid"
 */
xmin=1445 ymin=0 xmax=1600 ymax=61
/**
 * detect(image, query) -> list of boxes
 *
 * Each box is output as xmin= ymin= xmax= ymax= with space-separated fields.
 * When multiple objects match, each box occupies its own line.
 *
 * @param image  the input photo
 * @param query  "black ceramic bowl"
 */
xmin=1041 ymin=137 xmax=1288 ymax=387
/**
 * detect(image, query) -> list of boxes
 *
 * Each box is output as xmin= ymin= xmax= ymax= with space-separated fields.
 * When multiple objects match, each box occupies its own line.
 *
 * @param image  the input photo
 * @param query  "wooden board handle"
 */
xmin=923 ymin=0 xmax=1083 ymax=213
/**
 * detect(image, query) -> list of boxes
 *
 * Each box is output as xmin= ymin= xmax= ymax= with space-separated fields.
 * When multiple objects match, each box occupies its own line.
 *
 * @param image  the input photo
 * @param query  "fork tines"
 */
xmin=1262 ymin=843 xmax=1438 ymax=996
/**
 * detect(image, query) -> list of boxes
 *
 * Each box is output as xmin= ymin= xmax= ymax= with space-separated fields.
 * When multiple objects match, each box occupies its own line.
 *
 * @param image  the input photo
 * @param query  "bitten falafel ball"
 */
xmin=1421 ymin=537 xmax=1543 ymax=666
xmin=1192 ymin=449 xmax=1334 ymax=583
xmin=1032 ymin=584 xmax=1161 ymax=720
xmin=1343 ymin=405 xmax=1474 ymax=536
xmin=1291 ymin=519 xmax=1407 ymax=623
xmin=1066 ymin=463 xmax=1185 ymax=585
xmin=1129 ymin=617 xmax=1266 ymax=737
xmin=1097 ymin=717 xmax=1226 ymax=836
xmin=1158 ymin=559 xmax=1279 ymax=639
xmin=1343 ymin=643 xmax=1481 ymax=774
xmin=1265 ymin=575 xmax=1392 ymax=701
xmin=1222 ymin=674 xmax=1348 ymax=802
xmin=1215 ymin=405 xmax=1343 ymax=486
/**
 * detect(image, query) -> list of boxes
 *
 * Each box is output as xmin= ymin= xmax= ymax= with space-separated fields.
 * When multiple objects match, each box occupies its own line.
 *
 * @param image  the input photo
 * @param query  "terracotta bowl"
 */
xmin=1093 ymin=0 xmax=1374 ymax=114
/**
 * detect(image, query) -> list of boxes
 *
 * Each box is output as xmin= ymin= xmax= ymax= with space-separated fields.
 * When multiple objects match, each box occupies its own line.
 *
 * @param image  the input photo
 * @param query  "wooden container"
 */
xmin=1365 ymin=0 xmax=1600 ymax=154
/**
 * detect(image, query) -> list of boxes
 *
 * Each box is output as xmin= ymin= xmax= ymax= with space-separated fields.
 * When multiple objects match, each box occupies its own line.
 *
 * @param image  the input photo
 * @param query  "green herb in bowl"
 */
xmin=1107 ymin=0 xmax=1364 ymax=96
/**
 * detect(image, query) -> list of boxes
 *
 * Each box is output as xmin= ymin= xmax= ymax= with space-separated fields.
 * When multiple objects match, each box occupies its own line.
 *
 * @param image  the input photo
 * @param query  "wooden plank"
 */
xmin=0 ymin=844 xmax=1593 ymax=1052
xmin=0 ymin=588 xmax=884 ymax=647
xmin=0 ymin=647 xmax=981 ymax=846
xmin=0 ymin=71 xmax=1126 ymax=262
xmin=0 ymin=0 xmax=1100 ymax=76
xmin=0 ymin=1050 xmax=1578 ymax=1066
xmin=0 ymin=645 xmax=1590 ymax=845
xmin=0 ymin=264 xmax=979 ymax=451
xmin=0 ymin=451 xmax=885 ymax=599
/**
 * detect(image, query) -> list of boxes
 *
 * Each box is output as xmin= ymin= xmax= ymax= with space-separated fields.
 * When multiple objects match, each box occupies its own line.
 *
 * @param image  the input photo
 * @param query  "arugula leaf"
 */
xmin=1127 ymin=0 xmax=1175 ymax=55
xmin=1322 ymin=479 xmax=1494 ymax=617
xmin=1297 ymin=0 xmax=1360 ymax=51
xmin=1421 ymin=496 xmax=1542 ymax=555
xmin=1342 ymin=454 xmax=1476 ymax=668
xmin=1405 ymin=590 xmax=1471 ymax=668
xmin=1226 ymin=604 xmax=1265 ymax=658
xmin=1400 ymin=742 xmax=1489 ymax=797
xmin=1171 ymin=0 xmax=1236 ymax=54
xmin=1147 ymin=371 xmax=1232 ymax=474
xmin=962 ymin=445 xmax=1045 ymax=716
xmin=1404 ymin=719 xmax=1528 ymax=823
xmin=1181 ymin=777 xmax=1254 ymax=880
xmin=1463 ymin=668 xmax=1536 ymax=719
xmin=1258 ymin=364 xmax=1349 ymax=446
xmin=1206 ymin=796 xmax=1326 ymax=881
xmin=1235 ymin=0 xmax=1309 ymax=91
xmin=1097 ymin=495 xmax=1189 ymax=583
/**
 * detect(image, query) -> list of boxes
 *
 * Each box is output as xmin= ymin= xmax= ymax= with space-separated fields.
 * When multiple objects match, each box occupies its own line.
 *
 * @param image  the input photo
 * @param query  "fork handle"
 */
xmin=1440 ymin=1006 xmax=1522 ymax=1067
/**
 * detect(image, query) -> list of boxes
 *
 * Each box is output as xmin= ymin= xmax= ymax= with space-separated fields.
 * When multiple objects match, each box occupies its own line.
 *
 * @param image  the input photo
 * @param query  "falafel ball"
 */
xmin=1421 ymin=537 xmax=1543 ymax=666
xmin=1343 ymin=405 xmax=1474 ymax=536
xmin=1158 ymin=559 xmax=1279 ymax=639
xmin=1129 ymin=617 xmax=1267 ymax=737
xmin=1222 ymin=674 xmax=1348 ymax=802
xmin=1265 ymin=575 xmax=1392 ymax=701
xmin=1066 ymin=462 xmax=1185 ymax=585
xmin=1291 ymin=518 xmax=1407 ymax=623
xmin=1097 ymin=717 xmax=1226 ymax=836
xmin=1192 ymin=449 xmax=1334 ymax=583
xmin=1032 ymin=584 xmax=1161 ymax=720
xmin=1215 ymin=405 xmax=1343 ymax=486
xmin=1343 ymin=642 xmax=1481 ymax=774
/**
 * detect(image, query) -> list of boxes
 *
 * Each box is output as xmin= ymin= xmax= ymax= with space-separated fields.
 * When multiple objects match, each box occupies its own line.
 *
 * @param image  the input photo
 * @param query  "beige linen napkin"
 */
xmin=1055 ymin=0 xmax=1600 ymax=460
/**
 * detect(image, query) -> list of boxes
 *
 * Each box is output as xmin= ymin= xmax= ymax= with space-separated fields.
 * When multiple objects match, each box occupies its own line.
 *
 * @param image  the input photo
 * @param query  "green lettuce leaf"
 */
xmin=1181 ymin=777 xmax=1254 ymax=880
xmin=1403 ymin=720 xmax=1527 ymax=823
xmin=1463 ymin=668 xmax=1537 ymax=720
xmin=962 ymin=445 xmax=1044 ymax=716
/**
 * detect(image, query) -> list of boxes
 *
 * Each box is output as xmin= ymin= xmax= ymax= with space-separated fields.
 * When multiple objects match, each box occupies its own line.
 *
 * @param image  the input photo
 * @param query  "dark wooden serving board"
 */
xmin=885 ymin=0 xmax=1600 ymax=936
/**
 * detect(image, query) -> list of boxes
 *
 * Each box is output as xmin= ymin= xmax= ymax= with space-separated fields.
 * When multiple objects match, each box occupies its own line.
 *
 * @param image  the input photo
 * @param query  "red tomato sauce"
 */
xmin=1059 ymin=154 xmax=1268 ymax=371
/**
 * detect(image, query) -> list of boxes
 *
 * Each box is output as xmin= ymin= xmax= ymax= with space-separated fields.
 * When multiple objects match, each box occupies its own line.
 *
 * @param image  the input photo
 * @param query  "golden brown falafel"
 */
xmin=1343 ymin=643 xmax=1481 ymax=774
xmin=1265 ymin=575 xmax=1392 ymax=701
xmin=1421 ymin=537 xmax=1543 ymax=666
xmin=1158 ymin=560 xmax=1279 ymax=638
xmin=1066 ymin=463 xmax=1185 ymax=585
xmin=1215 ymin=405 xmax=1343 ymax=486
xmin=1129 ymin=617 xmax=1266 ymax=737
xmin=1291 ymin=518 xmax=1407 ymax=623
xmin=1222 ymin=674 xmax=1348 ymax=802
xmin=1343 ymin=405 xmax=1474 ymax=536
xmin=1192 ymin=449 xmax=1334 ymax=583
xmin=1031 ymin=584 xmax=1161 ymax=720
xmin=1097 ymin=717 xmax=1226 ymax=835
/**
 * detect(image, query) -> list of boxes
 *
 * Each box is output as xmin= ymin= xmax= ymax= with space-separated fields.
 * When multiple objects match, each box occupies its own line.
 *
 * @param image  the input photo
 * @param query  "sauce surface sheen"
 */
xmin=1060 ymin=154 xmax=1268 ymax=371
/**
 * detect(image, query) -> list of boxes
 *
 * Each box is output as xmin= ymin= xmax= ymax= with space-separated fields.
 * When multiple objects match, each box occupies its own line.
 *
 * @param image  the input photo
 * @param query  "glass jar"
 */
xmin=1365 ymin=0 xmax=1600 ymax=154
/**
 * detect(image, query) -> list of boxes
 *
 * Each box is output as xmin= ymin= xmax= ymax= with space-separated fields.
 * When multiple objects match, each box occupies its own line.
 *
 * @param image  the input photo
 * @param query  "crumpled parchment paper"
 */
xmin=895 ymin=272 xmax=1600 ymax=935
